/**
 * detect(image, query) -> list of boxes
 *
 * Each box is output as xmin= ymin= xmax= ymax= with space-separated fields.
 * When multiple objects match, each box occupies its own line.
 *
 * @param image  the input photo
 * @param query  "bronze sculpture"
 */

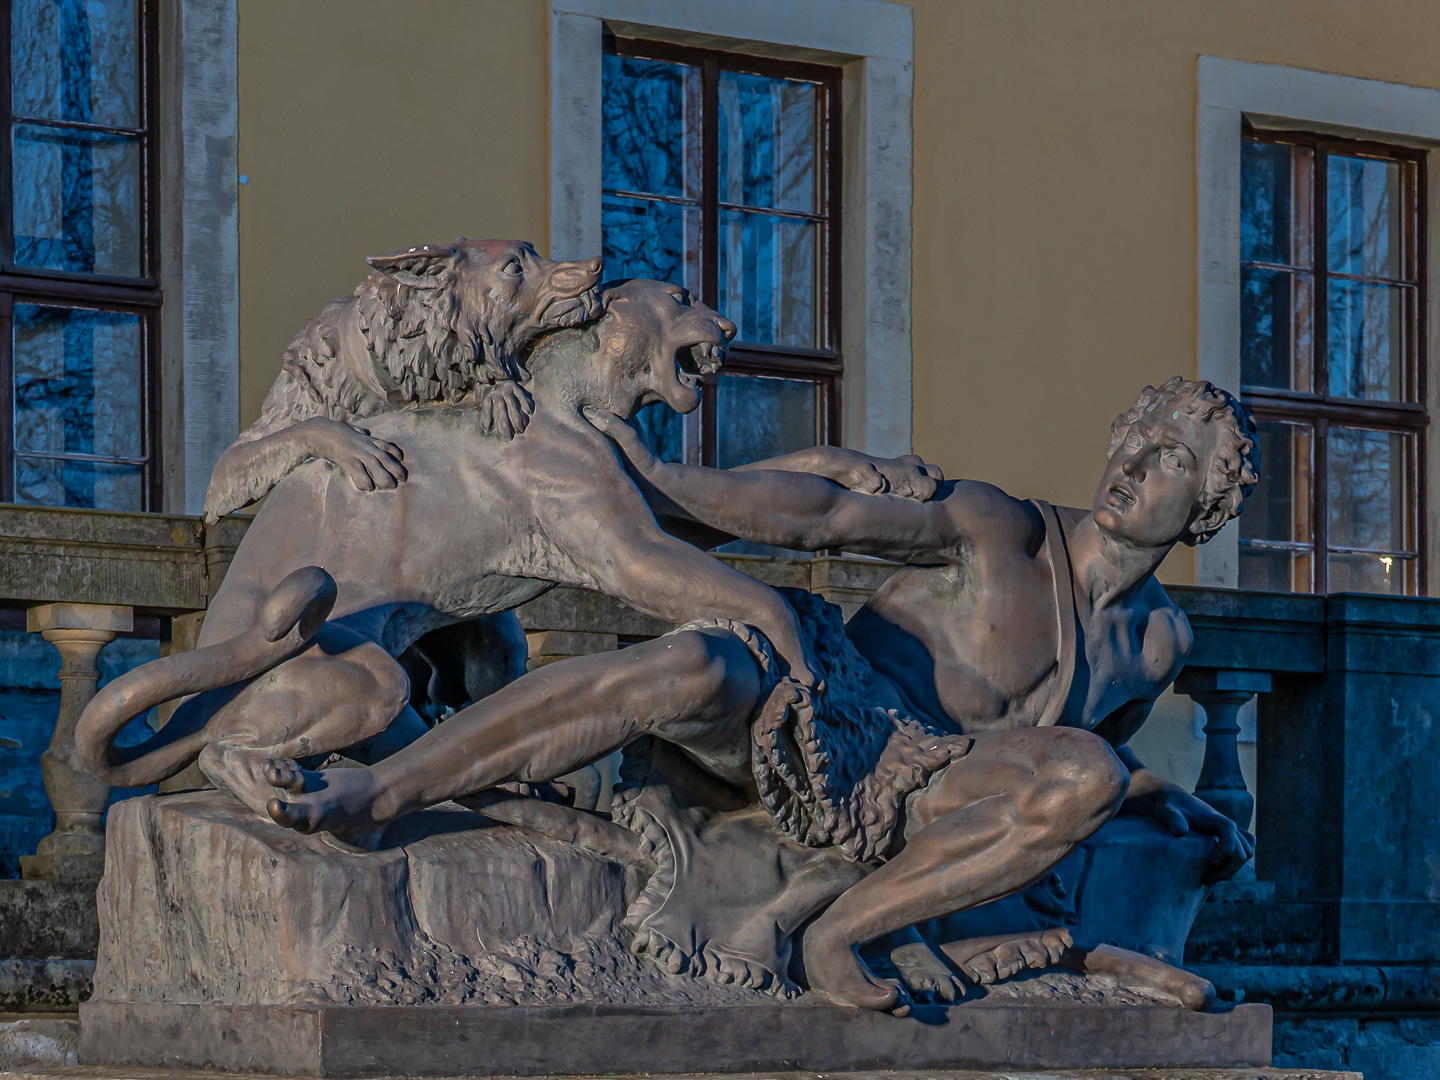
xmin=261 ymin=374 xmax=1258 ymax=1012
xmin=76 ymin=279 xmax=932 ymax=821
xmin=201 ymin=239 xmax=604 ymax=523
xmin=77 ymin=237 xmax=1265 ymax=1065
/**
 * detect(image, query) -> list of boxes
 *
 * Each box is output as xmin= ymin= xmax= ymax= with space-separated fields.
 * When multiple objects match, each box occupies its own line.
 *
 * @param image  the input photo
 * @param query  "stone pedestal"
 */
xmin=82 ymin=791 xmax=1273 ymax=1075
xmin=19 ymin=602 xmax=132 ymax=883
xmin=79 ymin=999 xmax=1275 ymax=1076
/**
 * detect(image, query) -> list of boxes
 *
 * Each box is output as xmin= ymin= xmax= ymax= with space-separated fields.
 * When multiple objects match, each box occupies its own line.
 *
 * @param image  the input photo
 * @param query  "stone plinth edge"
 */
xmin=79 ymin=1000 xmax=1273 ymax=1076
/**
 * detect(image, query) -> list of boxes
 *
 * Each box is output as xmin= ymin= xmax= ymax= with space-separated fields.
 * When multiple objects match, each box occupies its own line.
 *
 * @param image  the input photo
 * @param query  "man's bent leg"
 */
xmin=266 ymin=628 xmax=762 ymax=845
xmin=802 ymin=726 xmax=1127 ymax=1011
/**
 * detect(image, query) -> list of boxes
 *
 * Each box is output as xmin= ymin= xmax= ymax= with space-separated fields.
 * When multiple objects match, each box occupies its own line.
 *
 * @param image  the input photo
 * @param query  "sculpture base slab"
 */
xmin=79 ymin=1000 xmax=1272 ymax=1076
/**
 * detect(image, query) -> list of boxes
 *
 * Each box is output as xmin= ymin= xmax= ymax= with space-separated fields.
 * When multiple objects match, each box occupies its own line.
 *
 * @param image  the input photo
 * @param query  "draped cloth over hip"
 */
xmin=608 ymin=589 xmax=972 ymax=993
xmin=748 ymin=588 xmax=972 ymax=862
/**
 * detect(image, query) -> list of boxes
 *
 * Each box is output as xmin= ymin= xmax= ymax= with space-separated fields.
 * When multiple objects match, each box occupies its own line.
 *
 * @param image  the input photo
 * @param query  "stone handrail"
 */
xmin=0 ymin=507 xmax=1313 ymax=877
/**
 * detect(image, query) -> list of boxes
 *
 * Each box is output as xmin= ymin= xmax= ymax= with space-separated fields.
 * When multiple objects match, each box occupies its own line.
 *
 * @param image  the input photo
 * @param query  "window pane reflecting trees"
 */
xmin=602 ymin=41 xmax=837 ymax=472
xmin=7 ymin=0 xmax=158 ymax=509
xmin=1238 ymin=133 xmax=1421 ymax=595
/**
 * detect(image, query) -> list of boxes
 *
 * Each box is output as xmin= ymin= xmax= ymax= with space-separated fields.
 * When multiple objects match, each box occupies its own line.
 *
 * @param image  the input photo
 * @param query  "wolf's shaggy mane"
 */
xmin=278 ymin=270 xmax=507 ymax=427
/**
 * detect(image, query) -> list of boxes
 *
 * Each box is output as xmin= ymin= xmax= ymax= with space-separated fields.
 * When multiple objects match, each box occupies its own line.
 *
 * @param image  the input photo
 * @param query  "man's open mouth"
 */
xmin=1108 ymin=483 xmax=1137 ymax=507
xmin=676 ymin=339 xmax=725 ymax=388
xmin=540 ymin=286 xmax=603 ymax=328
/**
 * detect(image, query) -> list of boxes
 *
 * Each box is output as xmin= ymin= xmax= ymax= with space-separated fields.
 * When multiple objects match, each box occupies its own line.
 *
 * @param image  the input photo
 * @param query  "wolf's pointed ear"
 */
xmin=367 ymin=244 xmax=458 ymax=289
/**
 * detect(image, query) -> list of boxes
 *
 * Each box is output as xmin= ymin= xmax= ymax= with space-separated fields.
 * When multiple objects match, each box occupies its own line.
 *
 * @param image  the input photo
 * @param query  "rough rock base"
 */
xmin=79 ymin=1000 xmax=1274 ymax=1076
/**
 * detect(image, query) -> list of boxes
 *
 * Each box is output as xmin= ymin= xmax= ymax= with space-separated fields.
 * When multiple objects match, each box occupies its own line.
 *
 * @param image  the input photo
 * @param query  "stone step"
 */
xmin=0 ymin=1066 xmax=1366 ymax=1080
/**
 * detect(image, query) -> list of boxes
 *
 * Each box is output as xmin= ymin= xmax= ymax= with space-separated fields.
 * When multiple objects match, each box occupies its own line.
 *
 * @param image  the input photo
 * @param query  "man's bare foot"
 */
xmin=802 ymin=917 xmax=911 ymax=1014
xmin=1070 ymin=943 xmax=1216 ymax=1010
xmin=952 ymin=928 xmax=1073 ymax=985
xmin=264 ymin=758 xmax=387 ymax=850
xmin=199 ymin=742 xmax=292 ymax=819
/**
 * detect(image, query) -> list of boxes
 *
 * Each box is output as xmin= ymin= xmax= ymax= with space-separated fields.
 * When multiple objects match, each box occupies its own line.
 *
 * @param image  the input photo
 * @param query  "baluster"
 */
xmin=1173 ymin=667 xmax=1271 ymax=829
xmin=20 ymin=602 xmax=133 ymax=882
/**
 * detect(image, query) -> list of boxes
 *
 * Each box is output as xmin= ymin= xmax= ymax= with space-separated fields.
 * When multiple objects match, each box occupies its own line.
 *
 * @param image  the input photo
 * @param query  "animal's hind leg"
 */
xmin=199 ymin=634 xmax=410 ymax=818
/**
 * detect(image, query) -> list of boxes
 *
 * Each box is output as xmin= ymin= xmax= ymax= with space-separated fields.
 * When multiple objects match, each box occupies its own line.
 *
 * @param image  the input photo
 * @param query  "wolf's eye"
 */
xmin=670 ymin=289 xmax=690 ymax=306
xmin=502 ymin=260 xmax=522 ymax=277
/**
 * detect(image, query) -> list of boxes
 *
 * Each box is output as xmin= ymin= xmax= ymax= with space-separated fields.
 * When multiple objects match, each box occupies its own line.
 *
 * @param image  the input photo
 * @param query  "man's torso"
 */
xmin=847 ymin=495 xmax=1188 ymax=737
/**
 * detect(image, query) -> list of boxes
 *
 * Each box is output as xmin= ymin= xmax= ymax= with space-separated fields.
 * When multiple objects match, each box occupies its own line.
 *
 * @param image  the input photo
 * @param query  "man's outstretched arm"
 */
xmin=734 ymin=444 xmax=944 ymax=502
xmin=585 ymin=409 xmax=963 ymax=563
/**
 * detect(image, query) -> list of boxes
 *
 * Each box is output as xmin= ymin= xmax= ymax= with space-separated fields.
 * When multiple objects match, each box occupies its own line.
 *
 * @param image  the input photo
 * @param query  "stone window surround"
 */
xmin=548 ymin=0 xmax=915 ymax=459
xmin=156 ymin=0 xmax=240 ymax=516
xmin=1196 ymin=55 xmax=1440 ymax=590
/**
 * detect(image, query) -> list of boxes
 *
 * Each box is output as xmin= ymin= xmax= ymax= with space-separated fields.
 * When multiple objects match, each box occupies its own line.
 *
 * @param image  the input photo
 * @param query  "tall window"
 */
xmin=601 ymin=36 xmax=840 ymax=467
xmin=1 ymin=0 xmax=160 ymax=510
xmin=1238 ymin=129 xmax=1426 ymax=595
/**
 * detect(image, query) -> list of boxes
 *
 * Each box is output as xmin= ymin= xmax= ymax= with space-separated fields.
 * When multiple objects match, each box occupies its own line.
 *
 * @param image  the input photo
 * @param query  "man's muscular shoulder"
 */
xmin=1137 ymin=578 xmax=1193 ymax=686
xmin=941 ymin=480 xmax=1046 ymax=558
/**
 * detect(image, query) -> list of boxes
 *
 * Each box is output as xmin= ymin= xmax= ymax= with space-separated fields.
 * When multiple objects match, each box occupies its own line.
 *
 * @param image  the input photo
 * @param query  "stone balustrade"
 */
xmin=0 ymin=509 xmax=1436 ymax=1075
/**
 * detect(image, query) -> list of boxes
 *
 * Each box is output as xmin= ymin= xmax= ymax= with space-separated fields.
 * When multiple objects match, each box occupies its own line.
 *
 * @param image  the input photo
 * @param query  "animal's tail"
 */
xmin=75 ymin=566 xmax=338 ymax=788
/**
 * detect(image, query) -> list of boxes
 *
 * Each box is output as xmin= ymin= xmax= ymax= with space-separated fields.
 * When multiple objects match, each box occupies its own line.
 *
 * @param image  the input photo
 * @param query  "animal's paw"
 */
xmin=960 ymin=928 xmax=1072 ymax=985
xmin=890 ymin=939 xmax=963 ymax=1002
xmin=312 ymin=422 xmax=407 ymax=492
xmin=478 ymin=381 xmax=534 ymax=439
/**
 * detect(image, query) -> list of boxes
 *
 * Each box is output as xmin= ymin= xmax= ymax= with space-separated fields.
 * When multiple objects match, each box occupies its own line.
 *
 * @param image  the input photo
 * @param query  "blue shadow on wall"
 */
xmin=0 ymin=630 xmax=159 ymax=877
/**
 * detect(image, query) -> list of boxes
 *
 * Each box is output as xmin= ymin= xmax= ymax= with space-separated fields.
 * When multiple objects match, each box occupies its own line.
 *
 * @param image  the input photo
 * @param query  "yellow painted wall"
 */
xmin=905 ymin=0 xmax=1440 ymax=584
xmin=237 ymin=0 xmax=1440 ymax=589
xmin=236 ymin=0 xmax=549 ymax=427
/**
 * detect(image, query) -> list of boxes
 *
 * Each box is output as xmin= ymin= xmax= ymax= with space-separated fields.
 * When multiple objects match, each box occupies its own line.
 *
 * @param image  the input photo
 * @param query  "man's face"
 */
xmin=1092 ymin=408 xmax=1216 ymax=547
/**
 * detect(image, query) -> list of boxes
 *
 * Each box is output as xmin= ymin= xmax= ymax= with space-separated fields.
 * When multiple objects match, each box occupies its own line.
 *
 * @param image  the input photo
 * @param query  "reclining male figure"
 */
xmin=267 ymin=377 xmax=1259 ymax=1012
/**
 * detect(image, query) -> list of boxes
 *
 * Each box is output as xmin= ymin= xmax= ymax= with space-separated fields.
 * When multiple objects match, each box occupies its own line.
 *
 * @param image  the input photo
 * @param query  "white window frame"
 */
xmin=549 ymin=0 xmax=914 ymax=458
xmin=1197 ymin=56 xmax=1440 ymax=590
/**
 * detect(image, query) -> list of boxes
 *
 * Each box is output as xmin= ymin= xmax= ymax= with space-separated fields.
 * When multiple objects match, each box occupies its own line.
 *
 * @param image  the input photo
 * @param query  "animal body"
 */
xmin=202 ymin=239 xmax=604 ymax=523
xmin=78 ymin=280 xmax=823 ymax=818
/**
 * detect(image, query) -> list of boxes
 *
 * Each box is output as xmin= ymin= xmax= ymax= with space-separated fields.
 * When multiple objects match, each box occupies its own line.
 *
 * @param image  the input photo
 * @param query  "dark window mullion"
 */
xmin=0 ymin=0 xmax=12 ymax=268
xmin=1414 ymin=146 xmax=1428 ymax=594
xmin=0 ymin=292 xmax=12 ymax=502
xmin=603 ymin=189 xmax=702 ymax=208
xmin=141 ymin=0 xmax=160 ymax=283
xmin=1312 ymin=140 xmax=1330 ymax=593
xmin=1314 ymin=140 xmax=1330 ymax=401
xmin=699 ymin=56 xmax=719 ymax=467
xmin=143 ymin=306 xmax=159 ymax=508
xmin=11 ymin=114 xmax=142 ymax=137
xmin=1314 ymin=416 xmax=1329 ymax=594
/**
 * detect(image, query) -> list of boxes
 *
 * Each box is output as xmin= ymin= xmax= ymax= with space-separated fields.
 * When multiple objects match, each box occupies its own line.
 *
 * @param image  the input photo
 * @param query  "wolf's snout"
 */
xmin=550 ymin=257 xmax=604 ymax=295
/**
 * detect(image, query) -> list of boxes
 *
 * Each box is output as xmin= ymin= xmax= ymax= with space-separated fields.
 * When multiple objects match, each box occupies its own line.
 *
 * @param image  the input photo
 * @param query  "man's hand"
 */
xmin=584 ymin=407 xmax=662 ymax=474
xmin=1138 ymin=784 xmax=1255 ymax=885
xmin=827 ymin=451 xmax=943 ymax=502
xmin=478 ymin=381 xmax=534 ymax=439
xmin=298 ymin=417 xmax=407 ymax=492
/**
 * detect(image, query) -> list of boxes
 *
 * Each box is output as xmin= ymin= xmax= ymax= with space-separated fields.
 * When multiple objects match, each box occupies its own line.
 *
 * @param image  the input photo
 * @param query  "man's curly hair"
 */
xmin=1107 ymin=377 xmax=1261 ymax=546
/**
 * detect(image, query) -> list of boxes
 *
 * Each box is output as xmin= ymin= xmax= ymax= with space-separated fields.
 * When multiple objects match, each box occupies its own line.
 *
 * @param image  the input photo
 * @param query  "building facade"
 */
xmin=3 ymin=2 xmax=1439 ymax=1074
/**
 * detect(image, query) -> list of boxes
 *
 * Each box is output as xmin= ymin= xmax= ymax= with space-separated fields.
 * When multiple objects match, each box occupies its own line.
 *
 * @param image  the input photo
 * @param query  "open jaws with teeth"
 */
xmin=676 ymin=340 xmax=726 ymax=388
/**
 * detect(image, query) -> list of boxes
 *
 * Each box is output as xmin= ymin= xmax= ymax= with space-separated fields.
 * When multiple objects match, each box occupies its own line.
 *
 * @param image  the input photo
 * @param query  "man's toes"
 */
xmin=964 ymin=958 xmax=997 ymax=984
xmin=264 ymin=758 xmax=307 ymax=792
xmin=1042 ymin=928 xmax=1073 ymax=962
xmin=1016 ymin=939 xmax=1049 ymax=968
xmin=267 ymin=797 xmax=309 ymax=832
